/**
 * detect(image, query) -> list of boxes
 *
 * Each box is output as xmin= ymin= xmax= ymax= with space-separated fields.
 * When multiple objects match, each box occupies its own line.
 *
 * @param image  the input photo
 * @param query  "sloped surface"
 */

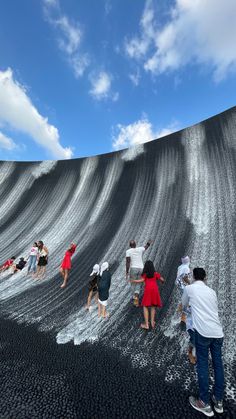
xmin=0 ymin=107 xmax=236 ymax=417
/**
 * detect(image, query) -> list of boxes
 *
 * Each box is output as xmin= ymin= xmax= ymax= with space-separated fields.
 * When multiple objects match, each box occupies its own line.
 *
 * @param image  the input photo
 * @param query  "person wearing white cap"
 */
xmin=176 ymin=256 xmax=192 ymax=327
xmin=98 ymin=262 xmax=111 ymax=318
xmin=176 ymin=256 xmax=191 ymax=288
xmin=86 ymin=264 xmax=100 ymax=310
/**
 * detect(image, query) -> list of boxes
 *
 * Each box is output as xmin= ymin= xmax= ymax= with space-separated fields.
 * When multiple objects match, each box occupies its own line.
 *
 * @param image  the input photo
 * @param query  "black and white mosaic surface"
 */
xmin=0 ymin=107 xmax=236 ymax=418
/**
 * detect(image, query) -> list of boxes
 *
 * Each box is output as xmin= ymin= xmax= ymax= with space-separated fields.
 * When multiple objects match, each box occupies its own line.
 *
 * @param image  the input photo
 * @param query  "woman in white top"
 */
xmin=27 ymin=242 xmax=39 ymax=275
xmin=36 ymin=241 xmax=49 ymax=279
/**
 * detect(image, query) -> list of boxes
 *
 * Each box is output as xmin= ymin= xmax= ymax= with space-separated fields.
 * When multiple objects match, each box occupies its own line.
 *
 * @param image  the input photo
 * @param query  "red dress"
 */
xmin=61 ymin=245 xmax=76 ymax=270
xmin=141 ymin=272 xmax=163 ymax=307
xmin=3 ymin=259 xmax=14 ymax=268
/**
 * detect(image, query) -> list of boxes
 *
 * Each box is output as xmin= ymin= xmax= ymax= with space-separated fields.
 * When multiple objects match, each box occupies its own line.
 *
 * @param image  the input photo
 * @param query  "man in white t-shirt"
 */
xmin=182 ymin=267 xmax=224 ymax=417
xmin=126 ymin=240 xmax=151 ymax=306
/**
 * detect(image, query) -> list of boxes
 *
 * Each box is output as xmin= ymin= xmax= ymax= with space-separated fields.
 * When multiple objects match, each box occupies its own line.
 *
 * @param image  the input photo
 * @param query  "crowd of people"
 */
xmin=0 ymin=241 xmax=76 ymax=288
xmin=0 ymin=238 xmax=225 ymax=417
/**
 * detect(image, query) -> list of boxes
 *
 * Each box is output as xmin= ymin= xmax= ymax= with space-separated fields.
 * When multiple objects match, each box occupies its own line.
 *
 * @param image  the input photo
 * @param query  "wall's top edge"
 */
xmin=0 ymin=105 xmax=235 ymax=165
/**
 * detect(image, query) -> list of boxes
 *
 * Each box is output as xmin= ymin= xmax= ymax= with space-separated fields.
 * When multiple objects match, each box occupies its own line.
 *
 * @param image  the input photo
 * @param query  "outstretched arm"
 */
xmin=144 ymin=240 xmax=152 ymax=250
xmin=159 ymin=276 xmax=165 ymax=283
xmin=130 ymin=278 xmax=144 ymax=283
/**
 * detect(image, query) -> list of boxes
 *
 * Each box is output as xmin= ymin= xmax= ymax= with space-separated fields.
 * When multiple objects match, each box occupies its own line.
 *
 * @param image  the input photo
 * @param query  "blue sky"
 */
xmin=0 ymin=0 xmax=236 ymax=161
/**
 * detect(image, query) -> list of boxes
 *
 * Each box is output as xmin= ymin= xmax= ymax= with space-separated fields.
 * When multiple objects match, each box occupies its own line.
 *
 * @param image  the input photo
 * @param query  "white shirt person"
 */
xmin=126 ymin=240 xmax=152 ymax=306
xmin=182 ymin=267 xmax=224 ymax=416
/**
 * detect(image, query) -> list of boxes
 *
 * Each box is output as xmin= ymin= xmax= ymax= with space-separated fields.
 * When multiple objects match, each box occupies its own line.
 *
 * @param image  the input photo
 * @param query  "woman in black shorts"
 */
xmin=36 ymin=241 xmax=49 ymax=279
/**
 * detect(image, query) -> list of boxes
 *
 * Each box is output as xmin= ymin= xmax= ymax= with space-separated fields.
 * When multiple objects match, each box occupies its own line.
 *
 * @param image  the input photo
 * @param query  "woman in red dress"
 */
xmin=130 ymin=260 xmax=164 ymax=329
xmin=60 ymin=243 xmax=77 ymax=288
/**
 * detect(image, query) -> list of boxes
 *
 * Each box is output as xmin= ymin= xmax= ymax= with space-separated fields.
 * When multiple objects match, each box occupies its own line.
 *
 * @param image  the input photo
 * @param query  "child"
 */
xmin=130 ymin=260 xmax=164 ymax=329
xmin=60 ymin=243 xmax=77 ymax=288
xmin=86 ymin=264 xmax=99 ymax=310
xmin=11 ymin=257 xmax=27 ymax=273
xmin=27 ymin=242 xmax=39 ymax=275
xmin=0 ymin=256 xmax=16 ymax=272
xmin=98 ymin=262 xmax=111 ymax=318
xmin=176 ymin=256 xmax=191 ymax=326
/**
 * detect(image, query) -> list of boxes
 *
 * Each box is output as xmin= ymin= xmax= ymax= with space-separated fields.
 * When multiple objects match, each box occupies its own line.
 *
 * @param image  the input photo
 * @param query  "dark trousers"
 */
xmin=195 ymin=330 xmax=224 ymax=404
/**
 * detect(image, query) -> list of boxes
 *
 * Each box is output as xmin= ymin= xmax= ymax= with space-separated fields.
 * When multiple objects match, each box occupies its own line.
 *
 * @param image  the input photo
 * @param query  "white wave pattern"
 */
xmin=31 ymin=161 xmax=57 ymax=179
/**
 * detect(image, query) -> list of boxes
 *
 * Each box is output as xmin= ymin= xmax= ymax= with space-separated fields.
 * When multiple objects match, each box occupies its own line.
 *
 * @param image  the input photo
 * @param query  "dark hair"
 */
xmin=38 ymin=241 xmax=43 ymax=249
xmin=34 ymin=242 xmax=38 ymax=247
xmin=143 ymin=260 xmax=155 ymax=278
xmin=11 ymin=256 xmax=16 ymax=260
xmin=130 ymin=240 xmax=136 ymax=248
xmin=193 ymin=267 xmax=206 ymax=281
xmin=20 ymin=257 xmax=24 ymax=261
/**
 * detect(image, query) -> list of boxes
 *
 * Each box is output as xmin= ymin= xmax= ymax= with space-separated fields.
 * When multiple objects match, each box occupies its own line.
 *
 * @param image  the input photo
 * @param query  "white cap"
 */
xmin=90 ymin=264 xmax=100 ymax=276
xmin=100 ymin=262 xmax=109 ymax=276
xmin=181 ymin=256 xmax=190 ymax=265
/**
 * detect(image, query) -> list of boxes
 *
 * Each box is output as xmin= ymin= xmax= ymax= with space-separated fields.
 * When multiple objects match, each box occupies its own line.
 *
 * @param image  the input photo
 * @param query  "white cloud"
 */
xmin=43 ymin=0 xmax=118 ymax=98
xmin=129 ymin=69 xmax=140 ymax=86
xmin=0 ymin=69 xmax=72 ymax=159
xmin=70 ymin=54 xmax=90 ymax=79
xmin=112 ymin=119 xmax=154 ymax=150
xmin=156 ymin=125 xmax=178 ymax=138
xmin=89 ymin=71 xmax=118 ymax=101
xmin=43 ymin=0 xmax=89 ymax=78
xmin=112 ymin=117 xmax=179 ymax=150
xmin=104 ymin=0 xmax=112 ymax=16
xmin=125 ymin=0 xmax=155 ymax=59
xmin=43 ymin=0 xmax=59 ymax=7
xmin=90 ymin=72 xmax=111 ymax=99
xmin=112 ymin=91 xmax=119 ymax=102
xmin=0 ymin=131 xmax=17 ymax=151
xmin=126 ymin=0 xmax=236 ymax=81
xmin=55 ymin=15 xmax=81 ymax=55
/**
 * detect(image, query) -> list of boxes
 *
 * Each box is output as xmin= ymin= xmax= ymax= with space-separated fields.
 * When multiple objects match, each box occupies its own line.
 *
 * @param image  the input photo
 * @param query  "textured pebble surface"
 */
xmin=0 ymin=107 xmax=236 ymax=418
xmin=0 ymin=319 xmax=235 ymax=419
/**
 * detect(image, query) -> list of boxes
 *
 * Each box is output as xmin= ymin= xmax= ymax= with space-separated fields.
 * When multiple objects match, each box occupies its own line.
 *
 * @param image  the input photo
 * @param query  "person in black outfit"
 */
xmin=12 ymin=257 xmax=27 ymax=273
xmin=86 ymin=264 xmax=100 ymax=310
xmin=98 ymin=262 xmax=111 ymax=318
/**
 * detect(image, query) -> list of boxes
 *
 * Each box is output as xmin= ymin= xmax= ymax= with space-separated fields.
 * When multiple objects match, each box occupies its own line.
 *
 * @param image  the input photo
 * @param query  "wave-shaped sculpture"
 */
xmin=0 ymin=107 xmax=236 ymax=417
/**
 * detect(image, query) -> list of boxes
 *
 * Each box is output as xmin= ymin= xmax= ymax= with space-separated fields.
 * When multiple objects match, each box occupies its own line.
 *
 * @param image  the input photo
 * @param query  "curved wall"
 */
xmin=0 ymin=107 xmax=236 ymax=402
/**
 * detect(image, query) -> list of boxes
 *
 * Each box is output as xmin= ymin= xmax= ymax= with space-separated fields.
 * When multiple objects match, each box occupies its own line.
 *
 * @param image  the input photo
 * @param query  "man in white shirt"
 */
xmin=126 ymin=240 xmax=151 ymax=306
xmin=182 ymin=267 xmax=224 ymax=417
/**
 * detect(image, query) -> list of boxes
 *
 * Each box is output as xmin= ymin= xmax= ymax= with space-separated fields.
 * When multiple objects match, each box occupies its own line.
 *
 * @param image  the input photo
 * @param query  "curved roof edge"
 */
xmin=1 ymin=105 xmax=235 ymax=164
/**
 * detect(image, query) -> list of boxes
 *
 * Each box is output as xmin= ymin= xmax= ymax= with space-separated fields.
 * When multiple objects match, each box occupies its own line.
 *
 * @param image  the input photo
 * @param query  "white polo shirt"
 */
xmin=126 ymin=247 xmax=145 ymax=269
xmin=182 ymin=281 xmax=223 ymax=338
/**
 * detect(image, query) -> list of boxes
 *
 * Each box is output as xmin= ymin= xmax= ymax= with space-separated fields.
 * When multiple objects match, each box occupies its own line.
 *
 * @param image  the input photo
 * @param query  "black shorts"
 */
xmin=89 ymin=285 xmax=98 ymax=293
xmin=88 ymin=279 xmax=98 ymax=293
xmin=38 ymin=256 xmax=48 ymax=267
